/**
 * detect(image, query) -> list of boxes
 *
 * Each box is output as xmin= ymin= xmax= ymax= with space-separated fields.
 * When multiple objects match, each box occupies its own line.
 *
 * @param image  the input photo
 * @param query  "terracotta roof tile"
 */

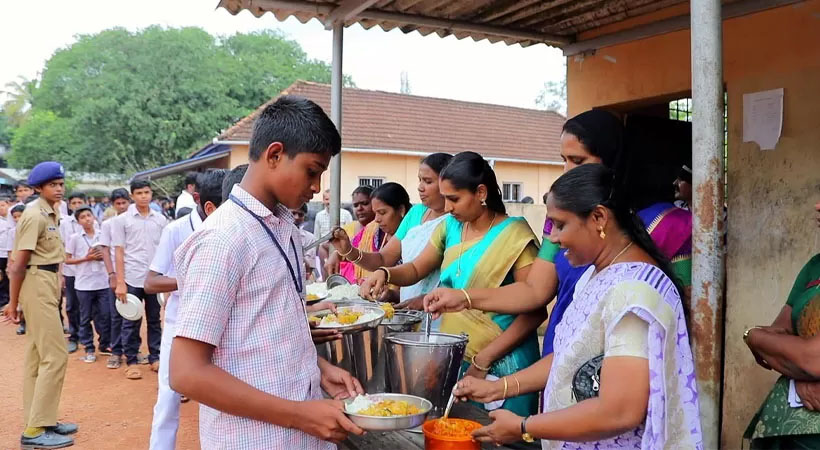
xmin=218 ymin=81 xmax=565 ymax=163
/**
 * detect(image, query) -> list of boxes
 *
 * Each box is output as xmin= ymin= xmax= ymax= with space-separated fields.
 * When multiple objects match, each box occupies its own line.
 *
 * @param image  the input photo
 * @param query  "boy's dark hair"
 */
xmin=0 ymin=195 xmax=12 ymax=203
xmin=184 ymin=172 xmax=198 ymax=188
xmin=68 ymin=192 xmax=87 ymax=202
xmin=221 ymin=164 xmax=248 ymax=202
xmin=74 ymin=205 xmax=94 ymax=221
xmin=175 ymin=207 xmax=192 ymax=219
xmin=130 ymin=180 xmax=152 ymax=193
xmin=11 ymin=205 xmax=26 ymax=215
xmin=248 ymin=96 xmax=341 ymax=162
xmin=111 ymin=188 xmax=130 ymax=202
xmin=195 ymin=169 xmax=228 ymax=209
xmin=14 ymin=181 xmax=31 ymax=190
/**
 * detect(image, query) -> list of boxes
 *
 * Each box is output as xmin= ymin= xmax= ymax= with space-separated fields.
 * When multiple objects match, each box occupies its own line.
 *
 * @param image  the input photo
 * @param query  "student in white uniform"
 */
xmin=98 ymin=188 xmax=132 ymax=369
xmin=64 ymin=205 xmax=110 ymax=363
xmin=60 ymin=192 xmax=89 ymax=354
xmin=0 ymin=196 xmax=13 ymax=309
xmin=145 ymin=169 xmax=227 ymax=450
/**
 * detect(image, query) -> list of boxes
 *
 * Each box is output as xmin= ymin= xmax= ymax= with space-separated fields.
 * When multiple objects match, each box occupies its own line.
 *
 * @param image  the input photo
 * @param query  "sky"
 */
xmin=0 ymin=0 xmax=566 ymax=111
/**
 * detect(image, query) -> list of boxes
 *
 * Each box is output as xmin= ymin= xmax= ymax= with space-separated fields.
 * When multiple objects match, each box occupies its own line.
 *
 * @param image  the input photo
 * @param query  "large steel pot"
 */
xmin=384 ymin=332 xmax=468 ymax=417
xmin=317 ymin=309 xmax=422 ymax=393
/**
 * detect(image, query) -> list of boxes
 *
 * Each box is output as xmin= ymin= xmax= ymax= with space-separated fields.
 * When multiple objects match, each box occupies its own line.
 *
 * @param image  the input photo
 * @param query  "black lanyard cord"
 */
xmin=229 ymin=194 xmax=303 ymax=294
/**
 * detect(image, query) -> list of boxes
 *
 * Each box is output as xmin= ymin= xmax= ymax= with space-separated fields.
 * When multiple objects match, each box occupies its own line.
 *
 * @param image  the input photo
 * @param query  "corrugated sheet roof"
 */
xmin=218 ymin=80 xmax=565 ymax=163
xmin=217 ymin=0 xmax=692 ymax=47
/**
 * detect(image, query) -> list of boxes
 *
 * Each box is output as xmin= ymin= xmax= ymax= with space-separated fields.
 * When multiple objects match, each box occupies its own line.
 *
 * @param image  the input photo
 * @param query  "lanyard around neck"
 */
xmin=229 ymin=194 xmax=303 ymax=295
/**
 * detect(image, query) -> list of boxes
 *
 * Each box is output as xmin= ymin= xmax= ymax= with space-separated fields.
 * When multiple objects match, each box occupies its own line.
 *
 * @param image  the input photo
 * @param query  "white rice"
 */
xmin=345 ymin=395 xmax=375 ymax=414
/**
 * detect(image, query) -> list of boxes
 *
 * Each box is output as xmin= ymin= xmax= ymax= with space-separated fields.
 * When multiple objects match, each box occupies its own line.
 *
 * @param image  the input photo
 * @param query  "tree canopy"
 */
xmin=6 ymin=26 xmax=348 ymax=174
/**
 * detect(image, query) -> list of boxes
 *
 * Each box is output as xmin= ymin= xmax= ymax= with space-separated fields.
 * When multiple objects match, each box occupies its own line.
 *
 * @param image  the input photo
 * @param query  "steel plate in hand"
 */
xmin=344 ymin=393 xmax=433 ymax=431
xmin=310 ymin=305 xmax=385 ymax=334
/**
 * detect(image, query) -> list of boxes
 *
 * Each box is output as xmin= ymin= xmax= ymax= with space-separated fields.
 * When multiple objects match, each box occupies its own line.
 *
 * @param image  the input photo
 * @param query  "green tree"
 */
xmin=10 ymin=26 xmax=346 ymax=173
xmin=0 ymin=114 xmax=12 ymax=149
xmin=8 ymin=110 xmax=80 ymax=168
xmin=1 ymin=76 xmax=36 ymax=127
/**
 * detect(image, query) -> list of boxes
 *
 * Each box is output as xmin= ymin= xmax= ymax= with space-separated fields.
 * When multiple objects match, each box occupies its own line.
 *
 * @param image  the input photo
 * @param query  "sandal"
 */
xmin=106 ymin=355 xmax=121 ymax=369
xmin=125 ymin=366 xmax=142 ymax=380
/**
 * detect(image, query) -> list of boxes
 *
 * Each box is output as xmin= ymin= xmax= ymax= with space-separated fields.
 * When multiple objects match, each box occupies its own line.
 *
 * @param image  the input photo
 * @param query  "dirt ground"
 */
xmin=0 ymin=314 xmax=200 ymax=449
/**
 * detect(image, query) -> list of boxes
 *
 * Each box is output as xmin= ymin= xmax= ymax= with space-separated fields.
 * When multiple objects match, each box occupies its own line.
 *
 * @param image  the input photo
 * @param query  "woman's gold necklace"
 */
xmin=457 ymin=211 xmax=497 ymax=277
xmin=594 ymin=241 xmax=634 ymax=277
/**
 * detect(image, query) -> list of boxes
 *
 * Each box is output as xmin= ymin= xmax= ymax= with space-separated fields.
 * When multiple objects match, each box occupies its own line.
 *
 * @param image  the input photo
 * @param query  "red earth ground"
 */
xmin=0 ymin=315 xmax=200 ymax=449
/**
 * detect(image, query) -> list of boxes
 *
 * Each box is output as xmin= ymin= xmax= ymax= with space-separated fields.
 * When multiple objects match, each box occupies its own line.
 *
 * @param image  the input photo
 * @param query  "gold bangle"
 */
xmin=513 ymin=374 xmax=521 ymax=397
xmin=502 ymin=376 xmax=508 ymax=399
xmin=460 ymin=288 xmax=472 ymax=310
xmin=471 ymin=354 xmax=490 ymax=372
xmin=352 ymin=248 xmax=364 ymax=264
xmin=338 ymin=246 xmax=354 ymax=258
xmin=378 ymin=266 xmax=391 ymax=284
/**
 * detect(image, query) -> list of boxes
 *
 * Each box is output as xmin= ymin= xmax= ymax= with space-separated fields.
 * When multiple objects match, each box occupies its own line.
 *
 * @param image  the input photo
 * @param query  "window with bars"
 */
xmin=358 ymin=177 xmax=384 ymax=189
xmin=668 ymin=95 xmax=729 ymax=197
xmin=502 ymin=182 xmax=523 ymax=202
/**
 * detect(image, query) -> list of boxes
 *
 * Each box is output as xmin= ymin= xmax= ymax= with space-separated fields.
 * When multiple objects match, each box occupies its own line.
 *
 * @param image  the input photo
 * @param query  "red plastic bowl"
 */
xmin=422 ymin=418 xmax=482 ymax=450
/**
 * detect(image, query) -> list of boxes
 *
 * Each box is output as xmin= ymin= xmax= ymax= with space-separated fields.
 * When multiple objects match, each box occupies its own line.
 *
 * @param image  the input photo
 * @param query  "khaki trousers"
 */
xmin=20 ymin=267 xmax=68 ymax=428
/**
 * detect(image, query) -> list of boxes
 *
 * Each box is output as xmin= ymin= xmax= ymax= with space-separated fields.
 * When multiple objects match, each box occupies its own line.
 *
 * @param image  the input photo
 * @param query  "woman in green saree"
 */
xmin=360 ymin=151 xmax=544 ymax=417
xmin=743 ymin=199 xmax=820 ymax=449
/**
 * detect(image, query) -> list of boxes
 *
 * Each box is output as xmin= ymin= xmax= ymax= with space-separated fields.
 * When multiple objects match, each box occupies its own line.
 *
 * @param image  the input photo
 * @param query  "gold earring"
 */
xmin=599 ymin=229 xmax=606 ymax=239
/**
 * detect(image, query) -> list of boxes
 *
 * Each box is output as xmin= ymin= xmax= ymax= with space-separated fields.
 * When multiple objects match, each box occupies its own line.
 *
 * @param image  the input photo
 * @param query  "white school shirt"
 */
xmin=66 ymin=230 xmax=108 ymax=291
xmin=111 ymin=204 xmax=168 ymax=288
xmin=59 ymin=215 xmax=83 ymax=277
xmin=148 ymin=210 xmax=202 ymax=325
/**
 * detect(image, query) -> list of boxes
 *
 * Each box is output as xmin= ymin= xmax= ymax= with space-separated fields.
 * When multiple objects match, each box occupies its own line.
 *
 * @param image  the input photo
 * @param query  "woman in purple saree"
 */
xmin=426 ymin=164 xmax=702 ymax=449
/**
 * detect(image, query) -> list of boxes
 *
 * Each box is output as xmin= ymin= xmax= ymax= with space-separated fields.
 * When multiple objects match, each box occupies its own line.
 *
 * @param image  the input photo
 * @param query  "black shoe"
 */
xmin=46 ymin=422 xmax=78 ymax=435
xmin=20 ymin=430 xmax=74 ymax=449
xmin=66 ymin=341 xmax=78 ymax=354
xmin=16 ymin=324 xmax=26 ymax=335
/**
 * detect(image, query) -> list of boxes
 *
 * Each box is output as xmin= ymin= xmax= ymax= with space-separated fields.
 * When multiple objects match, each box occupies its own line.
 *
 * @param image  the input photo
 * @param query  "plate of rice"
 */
xmin=344 ymin=394 xmax=432 ymax=431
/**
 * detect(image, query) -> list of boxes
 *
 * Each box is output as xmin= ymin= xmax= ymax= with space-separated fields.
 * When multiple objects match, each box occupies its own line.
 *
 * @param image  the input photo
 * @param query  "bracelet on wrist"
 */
xmin=502 ymin=376 xmax=509 ymax=399
xmin=471 ymin=354 xmax=491 ymax=372
xmin=338 ymin=246 xmax=354 ymax=258
xmin=352 ymin=248 xmax=364 ymax=264
xmin=377 ymin=267 xmax=391 ymax=284
xmin=460 ymin=288 xmax=473 ymax=309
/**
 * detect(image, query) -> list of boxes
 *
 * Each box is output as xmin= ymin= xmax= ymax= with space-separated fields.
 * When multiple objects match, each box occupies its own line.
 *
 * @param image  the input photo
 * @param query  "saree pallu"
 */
xmin=745 ymin=254 xmax=820 ymax=447
xmin=637 ymin=202 xmax=692 ymax=287
xmin=340 ymin=221 xmax=382 ymax=283
xmin=542 ymin=263 xmax=703 ymax=449
xmin=433 ymin=216 xmax=541 ymax=416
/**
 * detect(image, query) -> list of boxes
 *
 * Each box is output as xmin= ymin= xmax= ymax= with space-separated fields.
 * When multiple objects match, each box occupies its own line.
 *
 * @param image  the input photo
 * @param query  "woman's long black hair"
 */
xmin=439 ymin=151 xmax=505 ymax=215
xmin=421 ymin=152 xmax=453 ymax=175
xmin=371 ymin=182 xmax=412 ymax=217
xmin=549 ymin=163 xmax=685 ymax=297
xmin=562 ymin=110 xmax=624 ymax=170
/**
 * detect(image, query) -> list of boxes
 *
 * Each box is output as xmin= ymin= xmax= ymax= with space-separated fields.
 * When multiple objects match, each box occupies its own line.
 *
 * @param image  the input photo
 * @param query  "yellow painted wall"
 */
xmin=566 ymin=2 xmax=820 ymax=448
xmin=226 ymin=146 xmax=561 ymax=207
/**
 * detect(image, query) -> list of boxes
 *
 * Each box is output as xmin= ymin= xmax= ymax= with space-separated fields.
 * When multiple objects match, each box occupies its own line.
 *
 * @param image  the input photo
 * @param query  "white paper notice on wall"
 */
xmin=743 ymin=88 xmax=783 ymax=150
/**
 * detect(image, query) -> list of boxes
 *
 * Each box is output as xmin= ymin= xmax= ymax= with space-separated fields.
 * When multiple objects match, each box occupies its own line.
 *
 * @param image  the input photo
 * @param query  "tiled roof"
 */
xmin=218 ymin=81 xmax=564 ymax=163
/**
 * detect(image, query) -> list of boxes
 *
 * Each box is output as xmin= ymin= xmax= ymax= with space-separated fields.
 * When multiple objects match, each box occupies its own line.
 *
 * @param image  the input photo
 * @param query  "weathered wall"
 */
xmin=566 ymin=2 xmax=820 ymax=448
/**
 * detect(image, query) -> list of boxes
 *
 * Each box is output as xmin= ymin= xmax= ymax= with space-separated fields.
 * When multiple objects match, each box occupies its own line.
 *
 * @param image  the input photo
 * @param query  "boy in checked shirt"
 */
xmin=170 ymin=96 xmax=364 ymax=449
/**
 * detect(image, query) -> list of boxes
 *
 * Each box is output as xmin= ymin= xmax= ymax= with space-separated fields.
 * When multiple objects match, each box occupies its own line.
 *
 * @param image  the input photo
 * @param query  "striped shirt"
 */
xmin=174 ymin=185 xmax=331 ymax=450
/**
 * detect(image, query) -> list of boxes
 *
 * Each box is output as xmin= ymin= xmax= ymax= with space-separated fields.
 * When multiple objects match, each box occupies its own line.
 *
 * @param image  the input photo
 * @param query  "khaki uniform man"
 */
xmin=3 ymin=161 xmax=78 ymax=449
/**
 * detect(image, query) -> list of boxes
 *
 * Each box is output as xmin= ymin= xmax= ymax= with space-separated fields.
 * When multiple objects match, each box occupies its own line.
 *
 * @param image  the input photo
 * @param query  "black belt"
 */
xmin=27 ymin=264 xmax=59 ymax=273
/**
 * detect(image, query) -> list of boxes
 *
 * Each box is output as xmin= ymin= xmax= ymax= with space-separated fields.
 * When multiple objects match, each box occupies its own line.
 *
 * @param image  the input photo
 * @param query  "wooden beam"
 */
xmin=324 ymin=0 xmax=381 ymax=28
xmin=563 ymin=0 xmax=805 ymax=55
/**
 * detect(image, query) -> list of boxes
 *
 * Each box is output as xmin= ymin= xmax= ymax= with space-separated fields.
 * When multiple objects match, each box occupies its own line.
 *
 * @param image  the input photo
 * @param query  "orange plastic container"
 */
xmin=422 ymin=418 xmax=482 ymax=450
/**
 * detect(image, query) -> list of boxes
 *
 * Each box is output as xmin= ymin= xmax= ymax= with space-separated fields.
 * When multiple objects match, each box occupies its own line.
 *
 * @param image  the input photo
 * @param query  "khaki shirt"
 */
xmin=14 ymin=197 xmax=65 ymax=265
